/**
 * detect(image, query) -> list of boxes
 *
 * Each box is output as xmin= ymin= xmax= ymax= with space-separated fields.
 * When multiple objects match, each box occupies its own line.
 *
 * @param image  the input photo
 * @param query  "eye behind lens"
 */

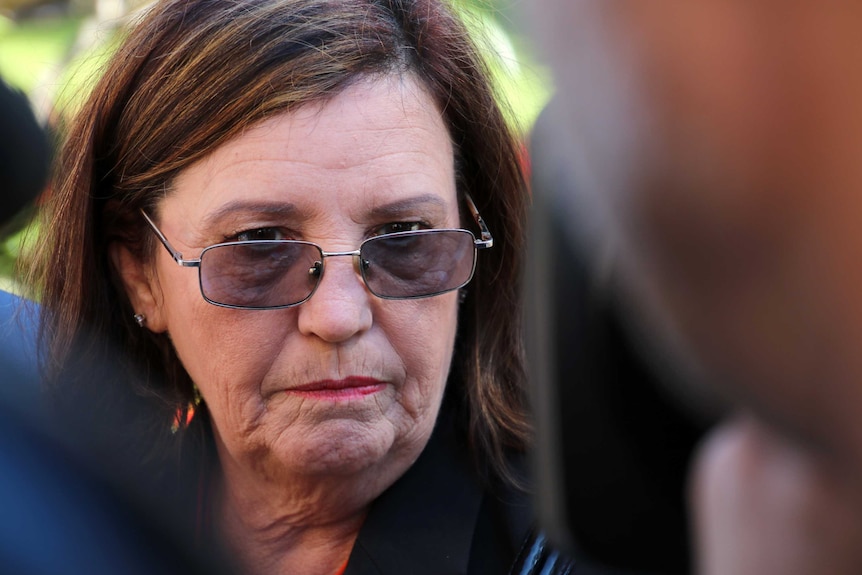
xmin=361 ymin=229 xmax=476 ymax=298
xmin=200 ymin=240 xmax=322 ymax=308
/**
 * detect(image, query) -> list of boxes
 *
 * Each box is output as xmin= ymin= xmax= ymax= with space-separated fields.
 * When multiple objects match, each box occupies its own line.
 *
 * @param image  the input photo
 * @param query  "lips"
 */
xmin=287 ymin=376 xmax=386 ymax=399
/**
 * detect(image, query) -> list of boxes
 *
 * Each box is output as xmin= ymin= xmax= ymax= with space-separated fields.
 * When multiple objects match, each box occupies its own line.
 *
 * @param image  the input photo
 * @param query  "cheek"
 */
xmin=386 ymin=295 xmax=459 ymax=414
xmin=170 ymin=309 xmax=297 ymax=462
xmin=155 ymin=262 xmax=289 ymax=413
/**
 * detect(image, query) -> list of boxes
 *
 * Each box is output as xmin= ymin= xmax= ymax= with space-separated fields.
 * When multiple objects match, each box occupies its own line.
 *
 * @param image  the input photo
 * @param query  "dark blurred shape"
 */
xmin=0 ymin=384 xmax=229 ymax=575
xmin=0 ymin=78 xmax=49 ymax=224
xmin=0 ymin=77 xmax=236 ymax=575
xmin=526 ymin=101 xmax=712 ymax=574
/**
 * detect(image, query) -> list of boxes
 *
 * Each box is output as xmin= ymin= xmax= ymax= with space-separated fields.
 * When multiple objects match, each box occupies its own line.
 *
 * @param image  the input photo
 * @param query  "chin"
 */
xmin=276 ymin=418 xmax=421 ymax=478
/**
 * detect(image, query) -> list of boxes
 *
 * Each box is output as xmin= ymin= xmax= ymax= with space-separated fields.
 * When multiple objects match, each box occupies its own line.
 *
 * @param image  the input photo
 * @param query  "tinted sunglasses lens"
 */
xmin=200 ymin=241 xmax=321 ymax=308
xmin=360 ymin=230 xmax=476 ymax=298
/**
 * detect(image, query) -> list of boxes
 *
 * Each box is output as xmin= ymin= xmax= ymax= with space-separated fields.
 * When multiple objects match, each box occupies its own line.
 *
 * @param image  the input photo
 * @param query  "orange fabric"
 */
xmin=334 ymin=560 xmax=349 ymax=575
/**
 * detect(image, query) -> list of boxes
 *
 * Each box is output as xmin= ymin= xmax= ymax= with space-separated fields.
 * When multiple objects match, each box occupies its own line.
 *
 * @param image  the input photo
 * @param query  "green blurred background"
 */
xmin=0 ymin=0 xmax=551 ymax=293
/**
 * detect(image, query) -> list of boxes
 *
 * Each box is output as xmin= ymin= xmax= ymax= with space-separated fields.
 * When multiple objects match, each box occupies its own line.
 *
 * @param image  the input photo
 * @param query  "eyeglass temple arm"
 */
xmin=464 ymin=194 xmax=493 ymax=249
xmin=140 ymin=209 xmax=201 ymax=267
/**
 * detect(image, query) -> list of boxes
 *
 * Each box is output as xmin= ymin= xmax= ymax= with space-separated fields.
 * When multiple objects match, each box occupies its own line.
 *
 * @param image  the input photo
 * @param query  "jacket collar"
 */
xmin=343 ymin=416 xmax=483 ymax=575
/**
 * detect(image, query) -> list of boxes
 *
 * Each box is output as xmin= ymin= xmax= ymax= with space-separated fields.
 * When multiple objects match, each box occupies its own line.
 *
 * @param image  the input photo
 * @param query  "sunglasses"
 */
xmin=141 ymin=195 xmax=493 ymax=310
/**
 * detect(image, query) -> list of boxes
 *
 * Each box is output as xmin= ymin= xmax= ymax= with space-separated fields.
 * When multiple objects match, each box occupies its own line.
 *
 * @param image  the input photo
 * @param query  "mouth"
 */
xmin=287 ymin=376 xmax=387 ymax=400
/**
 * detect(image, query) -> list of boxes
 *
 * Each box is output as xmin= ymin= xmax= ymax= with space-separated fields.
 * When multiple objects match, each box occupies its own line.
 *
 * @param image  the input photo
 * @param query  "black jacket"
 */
xmin=344 ymin=414 xmax=535 ymax=575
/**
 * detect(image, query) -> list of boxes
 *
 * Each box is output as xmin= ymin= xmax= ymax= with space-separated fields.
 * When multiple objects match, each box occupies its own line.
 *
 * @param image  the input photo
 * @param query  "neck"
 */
xmin=217 ymin=472 xmax=366 ymax=575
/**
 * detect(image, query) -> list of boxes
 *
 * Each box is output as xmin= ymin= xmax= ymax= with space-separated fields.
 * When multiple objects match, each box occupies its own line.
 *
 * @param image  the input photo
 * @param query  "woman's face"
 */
xmin=124 ymin=76 xmax=461 ymax=492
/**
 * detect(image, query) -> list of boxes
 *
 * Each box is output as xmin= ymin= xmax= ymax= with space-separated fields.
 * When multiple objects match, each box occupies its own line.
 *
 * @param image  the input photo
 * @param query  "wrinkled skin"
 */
xmin=115 ymin=75 xmax=461 ymax=575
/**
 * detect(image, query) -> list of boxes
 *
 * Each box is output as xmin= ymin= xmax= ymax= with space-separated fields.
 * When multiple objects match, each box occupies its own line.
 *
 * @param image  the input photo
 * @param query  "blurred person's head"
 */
xmin=530 ymin=2 xmax=862 ymax=463
xmin=0 ymin=78 xmax=48 ymax=224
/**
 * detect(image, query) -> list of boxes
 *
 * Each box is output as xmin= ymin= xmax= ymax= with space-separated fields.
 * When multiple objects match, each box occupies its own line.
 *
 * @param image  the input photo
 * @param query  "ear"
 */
xmin=109 ymin=242 xmax=169 ymax=333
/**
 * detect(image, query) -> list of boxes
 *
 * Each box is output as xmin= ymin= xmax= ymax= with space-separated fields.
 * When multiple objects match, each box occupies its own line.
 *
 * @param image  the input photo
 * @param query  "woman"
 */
xmin=30 ymin=0 xmax=563 ymax=573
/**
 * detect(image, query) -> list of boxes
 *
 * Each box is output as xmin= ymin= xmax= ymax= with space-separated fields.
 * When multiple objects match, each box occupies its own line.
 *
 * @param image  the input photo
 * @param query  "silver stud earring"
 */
xmin=134 ymin=313 xmax=146 ymax=328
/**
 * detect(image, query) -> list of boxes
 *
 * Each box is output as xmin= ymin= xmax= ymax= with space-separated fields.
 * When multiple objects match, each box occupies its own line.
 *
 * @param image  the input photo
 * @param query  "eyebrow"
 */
xmin=201 ymin=193 xmax=451 ymax=229
xmin=200 ymin=201 xmax=302 ymax=230
xmin=365 ymin=194 xmax=450 ymax=220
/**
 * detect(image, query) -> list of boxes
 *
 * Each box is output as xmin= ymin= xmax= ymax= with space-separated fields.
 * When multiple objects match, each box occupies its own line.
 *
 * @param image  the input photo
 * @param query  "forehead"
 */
xmin=163 ymin=74 xmax=457 ymax=230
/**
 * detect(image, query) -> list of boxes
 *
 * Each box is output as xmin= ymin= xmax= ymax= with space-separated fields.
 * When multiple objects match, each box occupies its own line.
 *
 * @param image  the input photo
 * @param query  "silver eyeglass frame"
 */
xmin=140 ymin=193 xmax=493 ymax=309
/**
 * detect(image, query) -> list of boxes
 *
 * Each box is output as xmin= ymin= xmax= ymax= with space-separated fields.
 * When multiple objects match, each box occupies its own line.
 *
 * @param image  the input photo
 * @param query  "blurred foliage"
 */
xmin=0 ymin=0 xmax=550 ymax=292
xmin=458 ymin=2 xmax=551 ymax=134
xmin=0 ymin=13 xmax=80 ymax=93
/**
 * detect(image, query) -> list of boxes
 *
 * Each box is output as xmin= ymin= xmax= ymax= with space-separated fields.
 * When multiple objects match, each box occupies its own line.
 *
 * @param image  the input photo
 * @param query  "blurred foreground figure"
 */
xmin=527 ymin=97 xmax=711 ymax=575
xmin=0 ymin=78 xmax=47 ymax=224
xmin=529 ymin=2 xmax=862 ymax=574
xmin=0 ymin=79 xmax=42 ymax=387
xmin=0 ymin=76 xmax=235 ymax=575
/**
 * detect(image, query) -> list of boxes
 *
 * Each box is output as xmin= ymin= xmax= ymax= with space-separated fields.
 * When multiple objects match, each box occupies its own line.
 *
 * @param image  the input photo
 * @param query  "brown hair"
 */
xmin=30 ymin=0 xmax=530 ymax=485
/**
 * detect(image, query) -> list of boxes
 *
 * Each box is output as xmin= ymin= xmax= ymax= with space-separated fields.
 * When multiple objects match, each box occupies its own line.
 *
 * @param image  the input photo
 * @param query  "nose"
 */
xmin=296 ymin=254 xmax=373 ymax=343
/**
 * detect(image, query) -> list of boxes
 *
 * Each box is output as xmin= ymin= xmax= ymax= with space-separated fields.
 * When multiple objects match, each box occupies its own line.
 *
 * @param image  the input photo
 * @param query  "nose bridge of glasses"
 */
xmin=305 ymin=247 xmax=374 ymax=304
xmin=315 ymin=248 xmax=368 ymax=278
xmin=320 ymin=248 xmax=362 ymax=259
